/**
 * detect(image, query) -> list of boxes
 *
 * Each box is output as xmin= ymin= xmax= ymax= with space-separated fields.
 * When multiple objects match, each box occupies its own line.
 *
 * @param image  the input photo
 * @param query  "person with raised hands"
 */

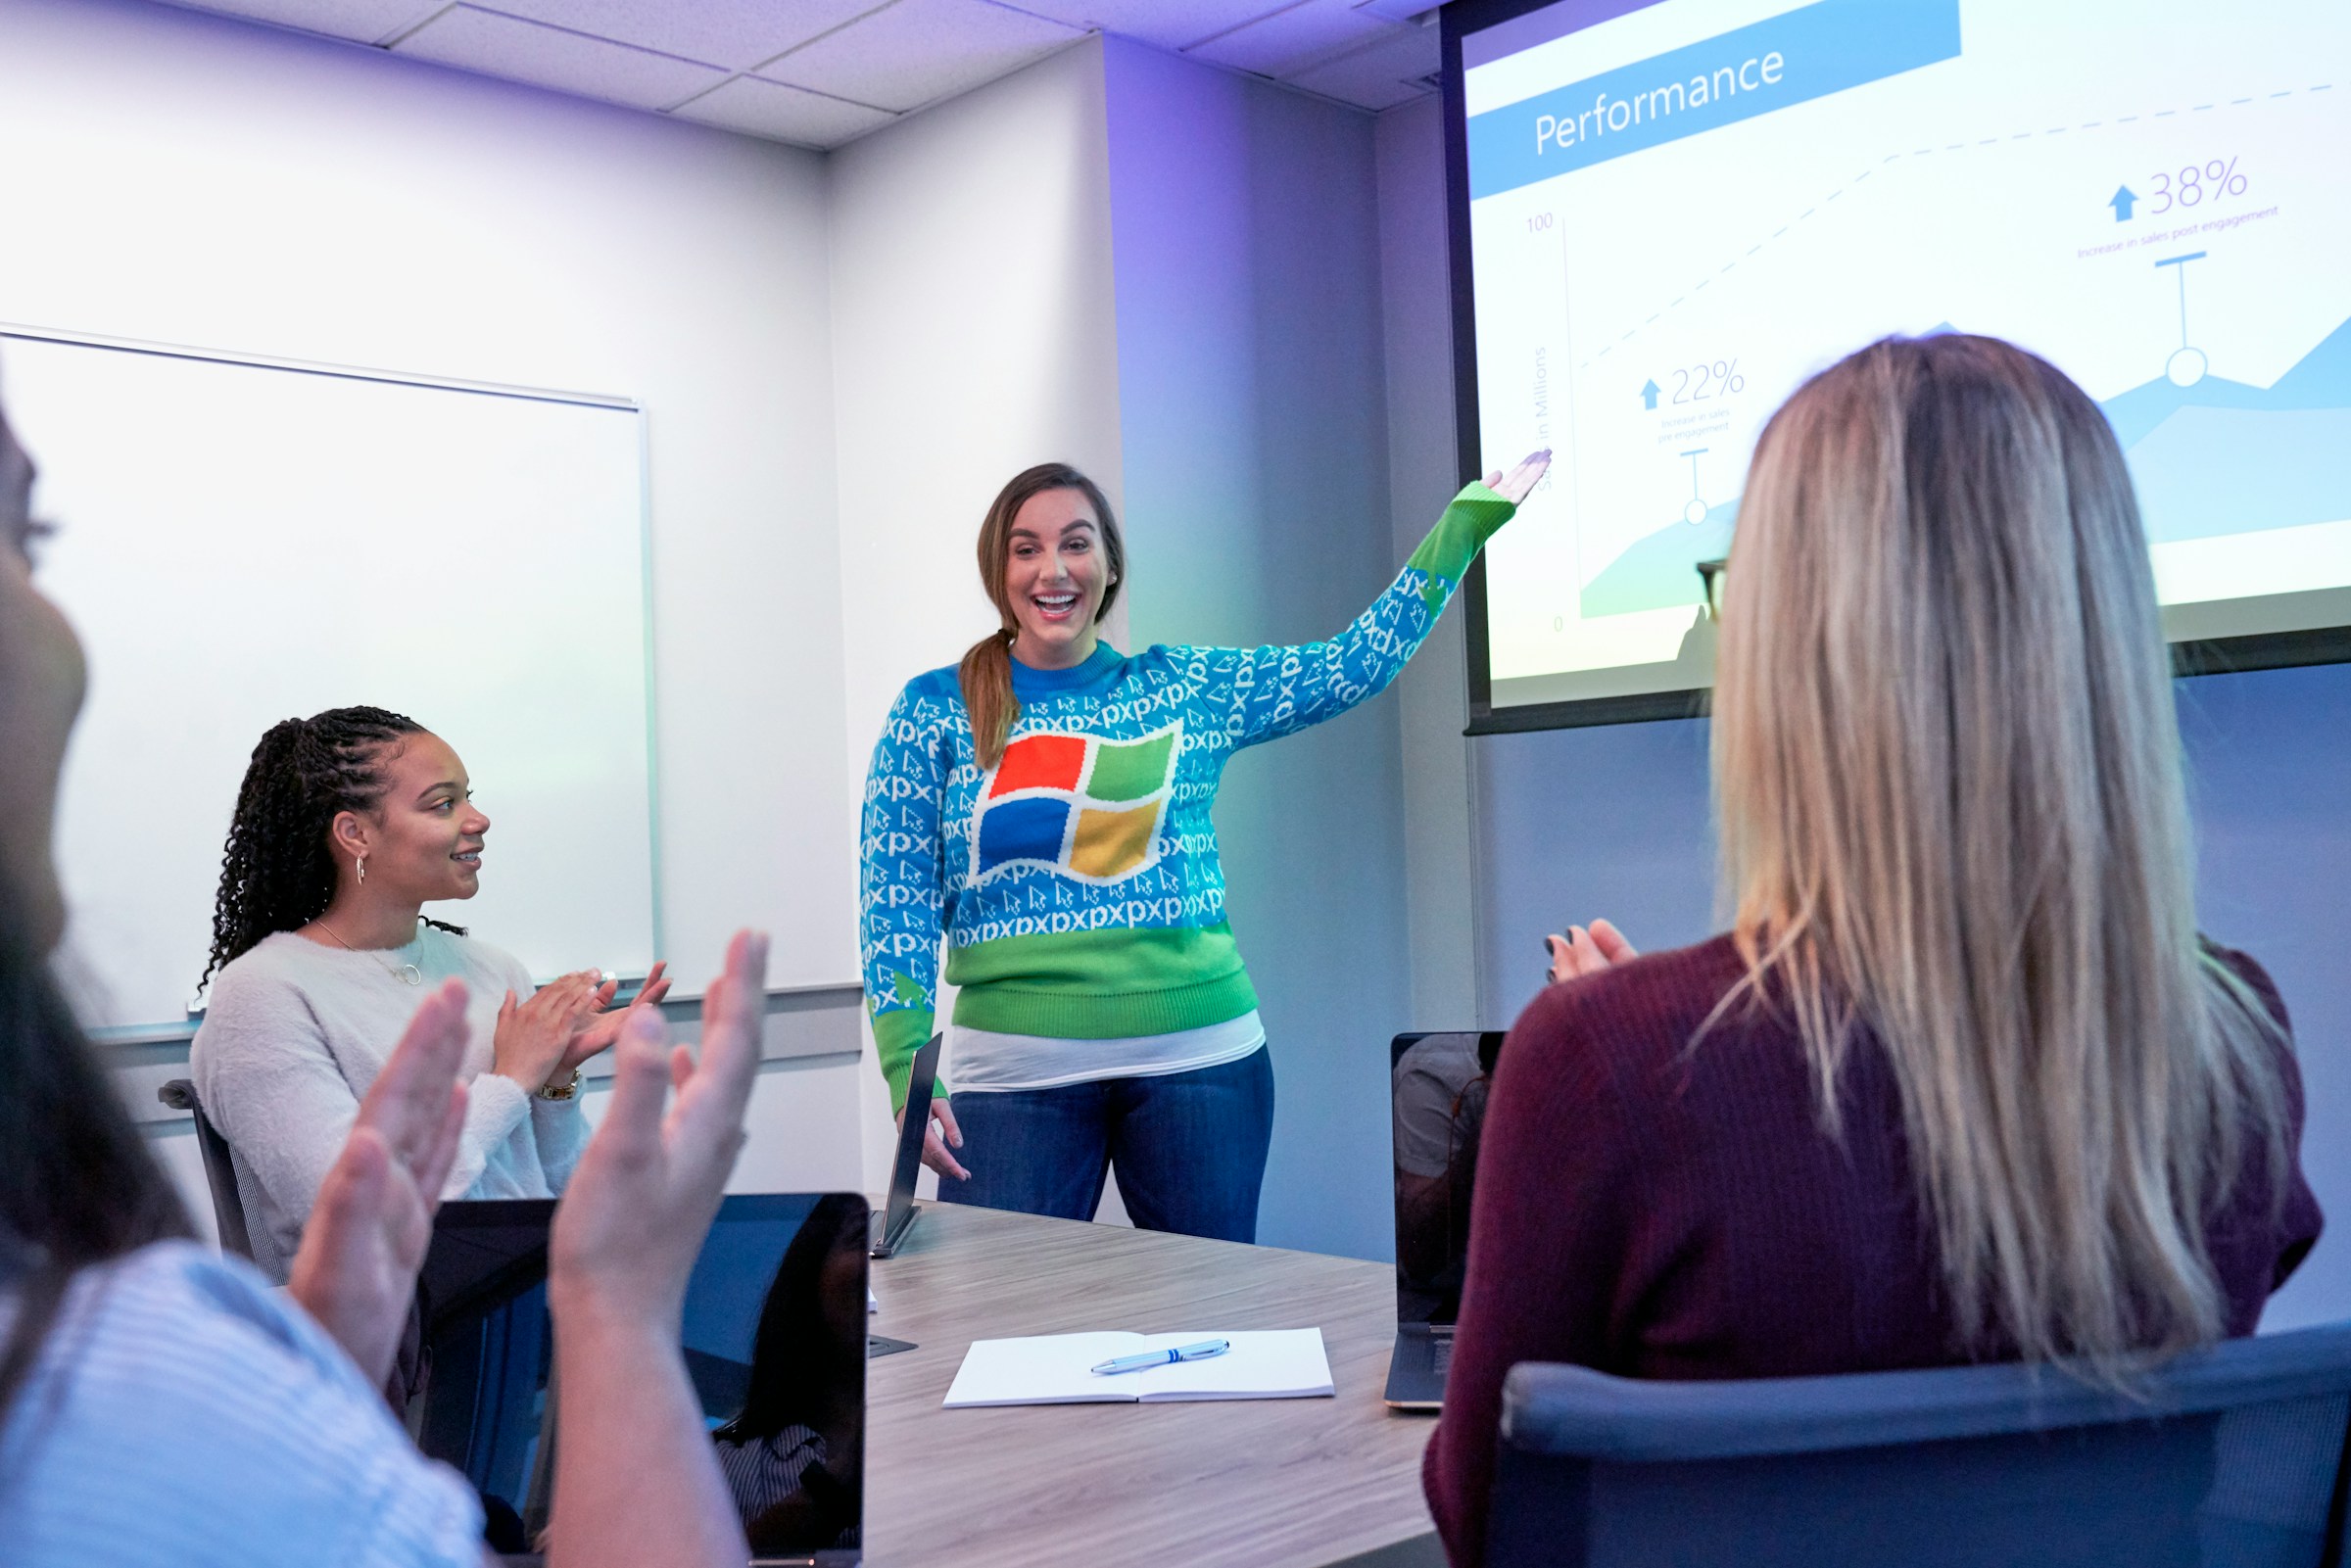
xmin=191 ymin=704 xmax=673 ymax=1280
xmin=0 ymin=391 xmax=768 ymax=1567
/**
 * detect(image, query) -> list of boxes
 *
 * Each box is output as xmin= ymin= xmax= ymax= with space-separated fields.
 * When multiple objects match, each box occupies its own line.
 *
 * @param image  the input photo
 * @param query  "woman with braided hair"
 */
xmin=190 ymin=708 xmax=670 ymax=1277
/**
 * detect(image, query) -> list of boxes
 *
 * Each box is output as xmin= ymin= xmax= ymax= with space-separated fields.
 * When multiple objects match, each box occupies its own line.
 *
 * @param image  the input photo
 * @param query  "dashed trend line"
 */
xmin=1578 ymin=82 xmax=2330 ymax=367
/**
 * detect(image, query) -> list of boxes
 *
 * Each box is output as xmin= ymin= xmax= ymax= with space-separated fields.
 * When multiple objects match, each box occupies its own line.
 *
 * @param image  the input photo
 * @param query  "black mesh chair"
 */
xmin=1489 ymin=1323 xmax=2351 ymax=1568
xmin=157 ymin=1077 xmax=257 ymax=1264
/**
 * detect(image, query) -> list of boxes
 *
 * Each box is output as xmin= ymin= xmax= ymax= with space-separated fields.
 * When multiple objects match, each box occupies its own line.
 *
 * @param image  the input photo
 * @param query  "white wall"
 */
xmin=1376 ymin=94 xmax=1485 ymax=1033
xmin=825 ymin=36 xmax=1127 ymax=1195
xmin=0 ymin=0 xmax=868 ymax=1202
xmin=1100 ymin=36 xmax=1405 ymax=1261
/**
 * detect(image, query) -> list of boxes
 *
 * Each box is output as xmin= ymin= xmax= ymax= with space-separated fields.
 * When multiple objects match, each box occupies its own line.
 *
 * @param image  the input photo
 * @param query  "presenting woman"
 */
xmin=860 ymin=454 xmax=1548 ymax=1242
xmin=191 ymin=707 xmax=668 ymax=1276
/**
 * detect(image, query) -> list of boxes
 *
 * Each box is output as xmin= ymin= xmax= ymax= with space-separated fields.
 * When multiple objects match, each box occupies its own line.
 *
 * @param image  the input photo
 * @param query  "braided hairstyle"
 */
xmin=199 ymin=705 xmax=465 ymax=993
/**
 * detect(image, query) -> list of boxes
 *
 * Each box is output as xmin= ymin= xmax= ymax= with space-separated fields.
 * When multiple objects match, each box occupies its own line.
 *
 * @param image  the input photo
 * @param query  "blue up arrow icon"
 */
xmin=2109 ymin=185 xmax=2138 ymax=222
xmin=1640 ymin=379 xmax=1661 ymax=409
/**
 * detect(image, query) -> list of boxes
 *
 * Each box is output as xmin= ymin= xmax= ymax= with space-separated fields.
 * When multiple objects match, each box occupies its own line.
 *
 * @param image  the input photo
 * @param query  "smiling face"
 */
xmin=1003 ymin=487 xmax=1110 ymax=668
xmin=329 ymin=732 xmax=492 ymax=906
xmin=0 ymin=417 xmax=88 ymax=951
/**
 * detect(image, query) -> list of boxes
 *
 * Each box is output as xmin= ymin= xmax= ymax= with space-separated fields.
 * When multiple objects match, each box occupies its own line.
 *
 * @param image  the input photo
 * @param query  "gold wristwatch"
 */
xmin=536 ymin=1069 xmax=580 ymax=1102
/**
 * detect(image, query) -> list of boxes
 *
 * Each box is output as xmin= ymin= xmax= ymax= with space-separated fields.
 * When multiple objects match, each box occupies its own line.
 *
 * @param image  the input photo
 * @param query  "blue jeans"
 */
xmin=937 ymin=1047 xmax=1275 ymax=1243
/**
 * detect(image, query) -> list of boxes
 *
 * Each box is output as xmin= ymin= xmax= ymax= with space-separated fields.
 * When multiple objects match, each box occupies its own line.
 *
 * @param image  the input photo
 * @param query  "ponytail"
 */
xmin=959 ymin=627 xmax=1021 ymax=773
xmin=959 ymin=462 xmax=1125 ymax=771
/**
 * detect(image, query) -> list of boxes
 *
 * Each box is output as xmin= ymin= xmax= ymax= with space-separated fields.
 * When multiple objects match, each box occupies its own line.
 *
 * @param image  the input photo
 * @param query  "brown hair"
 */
xmin=958 ymin=463 xmax=1125 ymax=769
xmin=1711 ymin=333 xmax=2288 ymax=1373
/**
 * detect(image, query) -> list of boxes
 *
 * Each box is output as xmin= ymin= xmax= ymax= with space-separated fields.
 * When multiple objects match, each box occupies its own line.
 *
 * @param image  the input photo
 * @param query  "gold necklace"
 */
xmin=313 ymin=917 xmax=424 ymax=985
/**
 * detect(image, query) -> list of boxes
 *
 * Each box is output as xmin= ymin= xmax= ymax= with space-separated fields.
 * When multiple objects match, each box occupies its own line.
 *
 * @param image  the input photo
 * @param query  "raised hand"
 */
xmin=549 ymin=931 xmax=767 ymax=1331
xmin=1544 ymin=918 xmax=1639 ymax=986
xmin=560 ymin=960 xmax=674 ymax=1073
xmin=544 ymin=934 xmax=767 ymax=1568
xmin=1484 ymin=449 xmax=1553 ymax=506
xmin=286 ymin=978 xmax=470 ymax=1385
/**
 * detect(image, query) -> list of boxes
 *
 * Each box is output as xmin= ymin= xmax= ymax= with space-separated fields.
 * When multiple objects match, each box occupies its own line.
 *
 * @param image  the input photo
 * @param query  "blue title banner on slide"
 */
xmin=1465 ymin=0 xmax=1963 ymax=199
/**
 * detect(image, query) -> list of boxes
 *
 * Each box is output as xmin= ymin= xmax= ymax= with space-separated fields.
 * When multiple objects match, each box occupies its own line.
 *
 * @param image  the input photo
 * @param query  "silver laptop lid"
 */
xmin=883 ymin=1035 xmax=942 ymax=1246
xmin=1391 ymin=1032 xmax=1503 ymax=1327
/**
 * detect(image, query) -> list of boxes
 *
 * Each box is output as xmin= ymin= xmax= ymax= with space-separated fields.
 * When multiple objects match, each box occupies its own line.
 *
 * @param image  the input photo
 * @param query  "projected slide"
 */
xmin=1460 ymin=0 xmax=2351 ymax=711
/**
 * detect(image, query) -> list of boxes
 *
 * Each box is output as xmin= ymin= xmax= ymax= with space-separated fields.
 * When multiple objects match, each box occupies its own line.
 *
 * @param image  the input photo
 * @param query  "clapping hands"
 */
xmin=1544 ymin=918 xmax=1638 ymax=986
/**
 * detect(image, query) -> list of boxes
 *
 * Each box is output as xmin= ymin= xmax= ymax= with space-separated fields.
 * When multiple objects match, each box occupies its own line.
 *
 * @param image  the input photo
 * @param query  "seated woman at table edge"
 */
xmin=0 ymin=391 xmax=771 ymax=1566
xmin=190 ymin=706 xmax=668 ymax=1278
xmin=1424 ymin=333 xmax=2322 ymax=1566
xmin=860 ymin=451 xmax=1546 ymax=1243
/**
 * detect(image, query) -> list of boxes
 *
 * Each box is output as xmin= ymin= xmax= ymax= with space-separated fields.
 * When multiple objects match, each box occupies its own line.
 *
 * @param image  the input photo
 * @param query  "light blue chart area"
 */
xmin=1462 ymin=0 xmax=2351 ymax=700
xmin=1581 ymin=313 xmax=2351 ymax=618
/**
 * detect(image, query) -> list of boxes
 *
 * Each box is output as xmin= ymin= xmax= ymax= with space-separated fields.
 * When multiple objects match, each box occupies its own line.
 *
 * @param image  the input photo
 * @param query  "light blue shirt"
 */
xmin=0 ymin=1241 xmax=483 ymax=1565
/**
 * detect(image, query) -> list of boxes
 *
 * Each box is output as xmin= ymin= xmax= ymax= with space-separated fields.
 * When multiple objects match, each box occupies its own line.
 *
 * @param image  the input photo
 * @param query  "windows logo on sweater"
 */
xmin=972 ymin=724 xmax=1181 ymax=885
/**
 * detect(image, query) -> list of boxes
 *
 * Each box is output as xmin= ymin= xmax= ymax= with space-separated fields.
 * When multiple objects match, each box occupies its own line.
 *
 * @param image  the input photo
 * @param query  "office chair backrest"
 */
xmin=1489 ymin=1324 xmax=2351 ymax=1568
xmin=157 ymin=1077 xmax=256 ymax=1264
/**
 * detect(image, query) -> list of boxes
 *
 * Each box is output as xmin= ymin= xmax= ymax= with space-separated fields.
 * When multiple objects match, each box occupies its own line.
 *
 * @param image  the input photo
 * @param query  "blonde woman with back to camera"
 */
xmin=1425 ymin=334 xmax=2322 ymax=1567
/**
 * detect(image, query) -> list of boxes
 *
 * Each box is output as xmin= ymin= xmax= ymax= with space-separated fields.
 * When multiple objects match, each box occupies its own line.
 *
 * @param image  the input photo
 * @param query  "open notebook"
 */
xmin=943 ymin=1329 xmax=1334 ymax=1407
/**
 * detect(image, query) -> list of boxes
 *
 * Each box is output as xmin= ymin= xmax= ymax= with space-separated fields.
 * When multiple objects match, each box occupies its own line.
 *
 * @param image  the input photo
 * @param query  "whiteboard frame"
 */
xmin=0 ymin=321 xmax=667 ymax=1014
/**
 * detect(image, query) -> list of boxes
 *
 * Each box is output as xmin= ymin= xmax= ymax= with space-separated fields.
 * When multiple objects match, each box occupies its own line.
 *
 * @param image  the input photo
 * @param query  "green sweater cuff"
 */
xmin=872 ymin=1006 xmax=935 ymax=1114
xmin=1405 ymin=482 xmax=1516 ymax=604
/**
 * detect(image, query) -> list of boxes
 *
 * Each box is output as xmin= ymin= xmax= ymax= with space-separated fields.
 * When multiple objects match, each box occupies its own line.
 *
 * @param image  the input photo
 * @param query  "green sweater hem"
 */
xmin=951 ymin=969 xmax=1262 ymax=1040
xmin=943 ymin=924 xmax=1262 ymax=1041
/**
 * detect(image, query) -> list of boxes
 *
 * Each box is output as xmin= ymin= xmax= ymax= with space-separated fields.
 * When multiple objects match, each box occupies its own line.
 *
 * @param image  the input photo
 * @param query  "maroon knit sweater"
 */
xmin=1421 ymin=933 xmax=2323 ymax=1567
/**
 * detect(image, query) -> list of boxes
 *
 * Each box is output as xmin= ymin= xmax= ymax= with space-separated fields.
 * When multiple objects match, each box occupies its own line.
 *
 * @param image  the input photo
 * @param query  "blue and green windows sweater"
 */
xmin=858 ymin=482 xmax=1516 ymax=1109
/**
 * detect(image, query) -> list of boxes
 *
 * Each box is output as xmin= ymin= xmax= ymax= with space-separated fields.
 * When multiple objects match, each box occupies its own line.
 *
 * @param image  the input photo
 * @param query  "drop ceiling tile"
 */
xmin=162 ymin=0 xmax=447 ymax=45
xmin=758 ymin=0 xmax=1084 ymax=114
xmin=1184 ymin=0 xmax=1388 ymax=77
xmin=670 ymin=75 xmax=898 ymax=148
xmin=470 ymin=0 xmax=886 ymax=71
xmin=994 ymin=0 xmax=1290 ymax=53
xmin=395 ymin=4 xmax=730 ymax=110
xmin=1285 ymin=22 xmax=1435 ymax=109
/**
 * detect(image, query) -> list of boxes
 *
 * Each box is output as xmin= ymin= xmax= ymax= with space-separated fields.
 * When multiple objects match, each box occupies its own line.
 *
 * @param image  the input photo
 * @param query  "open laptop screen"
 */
xmin=410 ymin=1192 xmax=869 ymax=1562
xmin=1391 ymin=1033 xmax=1504 ymax=1326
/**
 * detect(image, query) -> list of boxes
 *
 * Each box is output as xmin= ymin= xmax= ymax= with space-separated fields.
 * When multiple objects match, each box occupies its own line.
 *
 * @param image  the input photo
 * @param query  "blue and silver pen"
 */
xmin=1090 ymin=1338 xmax=1230 ymax=1376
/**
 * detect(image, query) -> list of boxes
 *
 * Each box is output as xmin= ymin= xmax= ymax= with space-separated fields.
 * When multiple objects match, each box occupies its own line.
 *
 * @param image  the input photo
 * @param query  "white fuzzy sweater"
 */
xmin=190 ymin=926 xmax=588 ymax=1279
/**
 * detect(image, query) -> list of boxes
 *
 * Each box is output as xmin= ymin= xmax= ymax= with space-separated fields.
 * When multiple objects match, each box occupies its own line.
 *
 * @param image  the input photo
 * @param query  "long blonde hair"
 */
xmin=1711 ymin=334 xmax=2288 ymax=1369
xmin=958 ymin=463 xmax=1125 ymax=770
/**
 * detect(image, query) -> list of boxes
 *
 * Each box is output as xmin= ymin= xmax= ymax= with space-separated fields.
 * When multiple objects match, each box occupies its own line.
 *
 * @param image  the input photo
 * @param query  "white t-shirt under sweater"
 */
xmin=191 ymin=925 xmax=588 ymax=1278
xmin=947 ymin=1011 xmax=1267 ymax=1093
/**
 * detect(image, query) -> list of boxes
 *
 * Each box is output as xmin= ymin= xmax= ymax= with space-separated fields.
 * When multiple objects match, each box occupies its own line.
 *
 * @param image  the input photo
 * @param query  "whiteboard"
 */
xmin=1 ymin=331 xmax=657 ymax=1029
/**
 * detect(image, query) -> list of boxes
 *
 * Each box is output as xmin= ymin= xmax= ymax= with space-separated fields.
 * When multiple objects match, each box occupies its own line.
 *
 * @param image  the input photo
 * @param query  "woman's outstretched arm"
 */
xmin=1201 ymin=451 xmax=1548 ymax=749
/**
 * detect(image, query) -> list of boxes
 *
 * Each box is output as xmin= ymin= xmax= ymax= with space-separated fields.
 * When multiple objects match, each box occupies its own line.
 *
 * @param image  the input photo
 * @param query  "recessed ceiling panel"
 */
xmin=159 ymin=0 xmax=445 ymax=45
xmin=394 ymin=5 xmax=730 ymax=111
xmin=473 ymin=0 xmax=887 ymax=71
xmin=1184 ymin=0 xmax=1388 ymax=77
xmin=671 ymin=75 xmax=898 ymax=148
xmin=1285 ymin=22 xmax=1433 ymax=110
xmin=995 ymin=0 xmax=1291 ymax=53
xmin=758 ymin=0 xmax=1083 ymax=115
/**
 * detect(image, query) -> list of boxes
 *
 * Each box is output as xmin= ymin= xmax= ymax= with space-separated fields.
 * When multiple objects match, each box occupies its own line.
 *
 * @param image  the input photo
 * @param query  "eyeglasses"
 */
xmin=1696 ymin=557 xmax=1728 ymax=621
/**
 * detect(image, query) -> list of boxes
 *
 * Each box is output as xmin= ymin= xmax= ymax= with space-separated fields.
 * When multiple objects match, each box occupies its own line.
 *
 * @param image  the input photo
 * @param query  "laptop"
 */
xmin=870 ymin=1033 xmax=941 ymax=1259
xmin=411 ymin=1192 xmax=870 ymax=1565
xmin=1382 ymin=1030 xmax=1506 ymax=1410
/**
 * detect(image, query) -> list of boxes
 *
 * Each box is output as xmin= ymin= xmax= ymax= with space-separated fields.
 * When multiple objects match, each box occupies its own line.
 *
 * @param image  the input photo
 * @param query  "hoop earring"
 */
xmin=356 ymin=855 xmax=366 ymax=886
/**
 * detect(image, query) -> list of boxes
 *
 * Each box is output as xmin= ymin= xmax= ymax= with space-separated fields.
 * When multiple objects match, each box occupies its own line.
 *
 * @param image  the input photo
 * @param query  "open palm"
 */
xmin=286 ymin=978 xmax=470 ymax=1384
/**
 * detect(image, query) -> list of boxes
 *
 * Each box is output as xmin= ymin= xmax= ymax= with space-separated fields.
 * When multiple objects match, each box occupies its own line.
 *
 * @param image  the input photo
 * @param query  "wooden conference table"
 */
xmin=863 ymin=1203 xmax=1445 ymax=1568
